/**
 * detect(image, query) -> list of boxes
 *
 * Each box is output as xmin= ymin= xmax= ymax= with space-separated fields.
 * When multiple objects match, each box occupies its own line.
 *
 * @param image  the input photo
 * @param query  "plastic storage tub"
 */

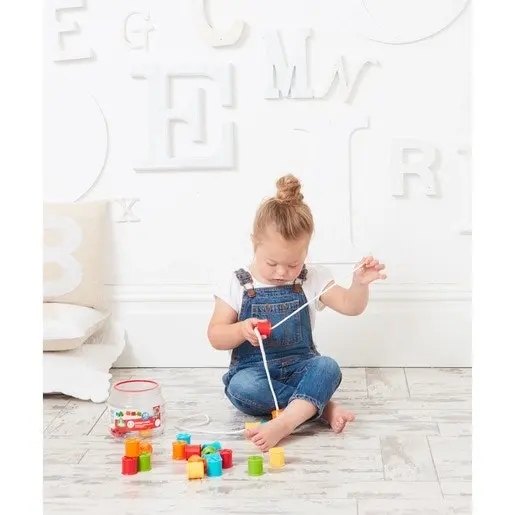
xmin=107 ymin=379 xmax=165 ymax=439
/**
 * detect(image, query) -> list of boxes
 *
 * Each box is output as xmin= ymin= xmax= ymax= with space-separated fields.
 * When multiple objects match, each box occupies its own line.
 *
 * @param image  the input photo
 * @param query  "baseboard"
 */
xmin=110 ymin=284 xmax=471 ymax=368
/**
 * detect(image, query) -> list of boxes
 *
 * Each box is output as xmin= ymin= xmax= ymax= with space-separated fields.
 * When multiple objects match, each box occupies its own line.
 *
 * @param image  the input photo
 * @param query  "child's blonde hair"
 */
xmin=253 ymin=174 xmax=314 ymax=242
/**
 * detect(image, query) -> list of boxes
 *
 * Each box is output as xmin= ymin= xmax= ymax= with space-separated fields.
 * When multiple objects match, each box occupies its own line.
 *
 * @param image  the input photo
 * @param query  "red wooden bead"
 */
xmin=121 ymin=456 xmax=138 ymax=475
xmin=185 ymin=444 xmax=202 ymax=460
xmin=219 ymin=449 xmax=233 ymax=469
xmin=256 ymin=320 xmax=271 ymax=338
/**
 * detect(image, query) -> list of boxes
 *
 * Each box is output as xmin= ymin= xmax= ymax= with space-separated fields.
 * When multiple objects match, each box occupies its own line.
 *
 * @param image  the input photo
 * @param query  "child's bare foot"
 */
xmin=245 ymin=417 xmax=293 ymax=451
xmin=322 ymin=401 xmax=355 ymax=434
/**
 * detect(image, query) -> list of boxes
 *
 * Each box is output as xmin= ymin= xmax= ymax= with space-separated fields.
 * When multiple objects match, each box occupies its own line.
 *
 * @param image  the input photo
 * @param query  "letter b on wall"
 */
xmin=44 ymin=214 xmax=83 ymax=298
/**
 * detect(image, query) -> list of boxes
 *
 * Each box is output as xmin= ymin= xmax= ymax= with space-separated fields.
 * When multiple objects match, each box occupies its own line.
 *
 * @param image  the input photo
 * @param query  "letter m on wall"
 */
xmin=263 ymin=29 xmax=313 ymax=99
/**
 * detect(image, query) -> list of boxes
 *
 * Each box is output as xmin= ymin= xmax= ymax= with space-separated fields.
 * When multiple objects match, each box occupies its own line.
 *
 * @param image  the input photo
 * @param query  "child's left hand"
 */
xmin=353 ymin=256 xmax=387 ymax=285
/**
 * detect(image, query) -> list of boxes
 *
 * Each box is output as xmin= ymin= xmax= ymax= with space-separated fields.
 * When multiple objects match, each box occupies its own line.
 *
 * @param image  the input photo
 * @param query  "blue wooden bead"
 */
xmin=201 ymin=440 xmax=221 ymax=451
xmin=176 ymin=433 xmax=191 ymax=444
xmin=206 ymin=453 xmax=222 ymax=477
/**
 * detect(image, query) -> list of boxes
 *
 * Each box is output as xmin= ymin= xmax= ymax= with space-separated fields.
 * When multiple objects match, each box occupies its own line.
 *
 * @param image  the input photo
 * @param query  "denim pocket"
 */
xmin=251 ymin=300 xmax=302 ymax=347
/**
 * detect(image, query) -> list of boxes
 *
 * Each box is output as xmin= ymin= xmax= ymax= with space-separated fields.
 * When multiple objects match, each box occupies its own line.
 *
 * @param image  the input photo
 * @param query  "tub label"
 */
xmin=108 ymin=404 xmax=162 ymax=436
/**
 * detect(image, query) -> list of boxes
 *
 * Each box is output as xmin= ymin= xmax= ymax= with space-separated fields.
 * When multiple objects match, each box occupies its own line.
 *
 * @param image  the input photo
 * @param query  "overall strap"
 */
xmin=234 ymin=268 xmax=256 ymax=298
xmin=293 ymin=264 xmax=308 ymax=293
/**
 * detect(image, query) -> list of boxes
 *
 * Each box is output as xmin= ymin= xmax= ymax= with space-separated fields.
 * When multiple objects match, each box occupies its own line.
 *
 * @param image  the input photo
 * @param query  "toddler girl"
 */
xmin=208 ymin=174 xmax=386 ymax=451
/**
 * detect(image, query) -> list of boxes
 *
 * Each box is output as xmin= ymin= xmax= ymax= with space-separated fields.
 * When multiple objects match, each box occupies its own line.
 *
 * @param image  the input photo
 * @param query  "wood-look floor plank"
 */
xmin=366 ymin=368 xmax=410 ymax=398
xmin=381 ymin=436 xmax=437 ymax=481
xmin=43 ymin=367 xmax=472 ymax=515
xmin=428 ymin=437 xmax=472 ymax=481
xmin=44 ymin=498 xmax=358 ymax=515
xmin=358 ymin=499 xmax=471 ymax=515
xmin=45 ymin=400 xmax=107 ymax=437
xmin=405 ymin=369 xmax=471 ymax=397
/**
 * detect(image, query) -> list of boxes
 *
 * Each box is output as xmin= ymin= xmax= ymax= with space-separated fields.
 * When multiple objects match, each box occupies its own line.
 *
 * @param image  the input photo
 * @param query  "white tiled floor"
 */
xmin=43 ymin=367 xmax=472 ymax=514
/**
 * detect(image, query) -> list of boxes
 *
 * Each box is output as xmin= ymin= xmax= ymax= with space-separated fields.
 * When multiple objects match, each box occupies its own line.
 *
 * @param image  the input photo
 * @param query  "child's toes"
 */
xmin=246 ymin=427 xmax=260 ymax=439
xmin=252 ymin=433 xmax=264 ymax=444
xmin=332 ymin=416 xmax=345 ymax=433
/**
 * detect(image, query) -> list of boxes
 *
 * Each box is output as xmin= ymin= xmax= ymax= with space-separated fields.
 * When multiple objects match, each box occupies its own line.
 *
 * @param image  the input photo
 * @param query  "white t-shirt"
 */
xmin=213 ymin=264 xmax=334 ymax=331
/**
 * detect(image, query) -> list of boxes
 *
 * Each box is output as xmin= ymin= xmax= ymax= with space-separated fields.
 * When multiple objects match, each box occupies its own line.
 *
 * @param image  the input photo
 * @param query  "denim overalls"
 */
xmin=222 ymin=266 xmax=342 ymax=418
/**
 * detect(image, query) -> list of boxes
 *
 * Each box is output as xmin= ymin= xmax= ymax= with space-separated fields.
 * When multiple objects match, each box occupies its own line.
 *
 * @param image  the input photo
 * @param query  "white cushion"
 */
xmin=43 ymin=303 xmax=109 ymax=351
xmin=43 ymin=200 xmax=109 ymax=311
xmin=43 ymin=319 xmax=126 ymax=403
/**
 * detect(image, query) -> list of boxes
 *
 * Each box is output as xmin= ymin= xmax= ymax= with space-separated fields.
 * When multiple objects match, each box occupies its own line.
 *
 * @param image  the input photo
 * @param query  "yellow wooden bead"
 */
xmin=187 ymin=461 xmax=204 ymax=480
xmin=269 ymin=447 xmax=285 ymax=468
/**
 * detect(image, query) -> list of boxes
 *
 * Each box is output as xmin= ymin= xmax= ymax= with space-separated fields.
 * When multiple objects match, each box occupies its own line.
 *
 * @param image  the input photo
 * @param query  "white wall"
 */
xmin=43 ymin=0 xmax=471 ymax=367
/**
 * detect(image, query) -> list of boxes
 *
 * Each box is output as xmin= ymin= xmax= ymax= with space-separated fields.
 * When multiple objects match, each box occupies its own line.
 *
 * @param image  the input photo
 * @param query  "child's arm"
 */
xmin=320 ymin=281 xmax=370 ymax=316
xmin=207 ymin=297 xmax=265 ymax=350
xmin=319 ymin=256 xmax=386 ymax=316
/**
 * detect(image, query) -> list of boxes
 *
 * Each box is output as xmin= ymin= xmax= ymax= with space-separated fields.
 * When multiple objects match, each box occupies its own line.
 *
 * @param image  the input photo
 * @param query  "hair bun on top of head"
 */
xmin=275 ymin=174 xmax=304 ymax=205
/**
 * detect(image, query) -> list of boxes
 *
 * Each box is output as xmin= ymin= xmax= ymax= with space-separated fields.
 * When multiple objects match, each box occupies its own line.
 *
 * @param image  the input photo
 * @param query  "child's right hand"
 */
xmin=239 ymin=318 xmax=267 ymax=346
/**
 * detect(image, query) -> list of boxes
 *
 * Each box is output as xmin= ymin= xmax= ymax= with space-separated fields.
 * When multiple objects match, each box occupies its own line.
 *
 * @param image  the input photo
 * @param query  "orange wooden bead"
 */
xmin=140 ymin=442 xmax=153 ymax=454
xmin=271 ymin=409 xmax=283 ymax=419
xmin=172 ymin=440 xmax=186 ymax=460
xmin=124 ymin=438 xmax=140 ymax=458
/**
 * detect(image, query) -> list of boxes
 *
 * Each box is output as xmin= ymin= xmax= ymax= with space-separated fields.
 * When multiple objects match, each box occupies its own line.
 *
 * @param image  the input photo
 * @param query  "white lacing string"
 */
xmin=271 ymin=262 xmax=365 ymax=331
xmin=254 ymin=327 xmax=279 ymax=412
xmin=172 ymin=330 xmax=280 ymax=436
xmin=251 ymin=262 xmax=364 ymax=418
xmin=173 ymin=412 xmax=245 ymax=435
xmin=271 ymin=283 xmax=336 ymax=331
xmin=172 ymin=262 xmax=365 ymax=436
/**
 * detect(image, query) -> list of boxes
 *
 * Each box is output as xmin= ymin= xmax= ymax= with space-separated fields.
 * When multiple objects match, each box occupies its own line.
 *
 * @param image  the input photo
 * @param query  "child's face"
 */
xmin=252 ymin=226 xmax=310 ymax=285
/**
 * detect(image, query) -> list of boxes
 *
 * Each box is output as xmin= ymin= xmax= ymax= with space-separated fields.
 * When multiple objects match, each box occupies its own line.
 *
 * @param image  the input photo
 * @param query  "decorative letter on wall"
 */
xmin=197 ymin=0 xmax=245 ymax=47
xmin=293 ymin=110 xmax=369 ymax=264
xmin=132 ymin=62 xmax=234 ymax=171
xmin=316 ymin=55 xmax=378 ymax=104
xmin=124 ymin=12 xmax=155 ymax=51
xmin=350 ymin=0 xmax=470 ymax=45
xmin=44 ymin=89 xmax=109 ymax=202
xmin=51 ymin=0 xmax=94 ymax=62
xmin=44 ymin=214 xmax=83 ymax=297
xmin=263 ymin=29 xmax=313 ymax=99
xmin=115 ymin=198 xmax=141 ymax=223
xmin=390 ymin=139 xmax=438 ymax=197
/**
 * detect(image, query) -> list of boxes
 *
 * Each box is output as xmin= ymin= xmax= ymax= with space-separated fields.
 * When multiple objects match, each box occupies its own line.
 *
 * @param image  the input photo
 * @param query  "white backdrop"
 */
xmin=43 ymin=0 xmax=471 ymax=367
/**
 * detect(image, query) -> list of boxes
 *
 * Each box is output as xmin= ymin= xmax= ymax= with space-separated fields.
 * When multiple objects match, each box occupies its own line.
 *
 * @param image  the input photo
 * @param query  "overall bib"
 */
xmin=222 ymin=266 xmax=342 ymax=418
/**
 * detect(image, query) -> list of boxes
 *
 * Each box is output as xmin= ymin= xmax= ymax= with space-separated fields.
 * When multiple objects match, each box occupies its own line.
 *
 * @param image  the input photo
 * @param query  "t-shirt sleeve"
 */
xmin=308 ymin=265 xmax=335 ymax=311
xmin=212 ymin=270 xmax=242 ymax=314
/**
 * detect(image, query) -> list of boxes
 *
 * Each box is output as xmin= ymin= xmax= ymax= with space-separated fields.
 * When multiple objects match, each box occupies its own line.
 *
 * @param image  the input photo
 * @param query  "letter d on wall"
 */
xmin=390 ymin=139 xmax=438 ymax=197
